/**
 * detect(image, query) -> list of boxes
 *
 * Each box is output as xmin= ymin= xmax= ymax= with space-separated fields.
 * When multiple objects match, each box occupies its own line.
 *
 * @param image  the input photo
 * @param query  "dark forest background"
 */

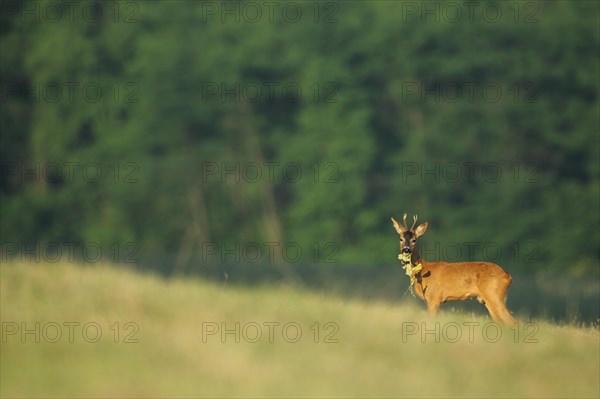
xmin=1 ymin=1 xmax=598 ymax=320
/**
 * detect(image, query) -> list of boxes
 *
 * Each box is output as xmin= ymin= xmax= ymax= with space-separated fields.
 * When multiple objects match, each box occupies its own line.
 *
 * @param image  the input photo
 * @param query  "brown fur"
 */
xmin=392 ymin=215 xmax=516 ymax=324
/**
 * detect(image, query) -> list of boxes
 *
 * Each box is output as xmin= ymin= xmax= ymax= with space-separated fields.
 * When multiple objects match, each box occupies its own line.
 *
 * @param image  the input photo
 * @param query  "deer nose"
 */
xmin=402 ymin=247 xmax=411 ymax=254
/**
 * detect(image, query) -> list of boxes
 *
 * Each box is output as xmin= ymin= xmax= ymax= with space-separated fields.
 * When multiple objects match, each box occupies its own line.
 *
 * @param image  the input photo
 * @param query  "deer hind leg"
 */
xmin=494 ymin=289 xmax=517 ymax=324
xmin=481 ymin=298 xmax=503 ymax=323
xmin=494 ymin=276 xmax=517 ymax=324
xmin=497 ymin=302 xmax=516 ymax=324
xmin=483 ymin=297 xmax=516 ymax=324
xmin=480 ymin=278 xmax=516 ymax=324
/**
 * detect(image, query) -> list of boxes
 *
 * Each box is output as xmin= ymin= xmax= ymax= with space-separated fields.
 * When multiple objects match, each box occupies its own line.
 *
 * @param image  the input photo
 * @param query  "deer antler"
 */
xmin=402 ymin=213 xmax=409 ymax=230
xmin=410 ymin=215 xmax=418 ymax=231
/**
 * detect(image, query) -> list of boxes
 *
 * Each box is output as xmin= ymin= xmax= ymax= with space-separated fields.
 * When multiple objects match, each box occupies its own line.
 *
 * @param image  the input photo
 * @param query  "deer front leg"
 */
xmin=426 ymin=300 xmax=440 ymax=316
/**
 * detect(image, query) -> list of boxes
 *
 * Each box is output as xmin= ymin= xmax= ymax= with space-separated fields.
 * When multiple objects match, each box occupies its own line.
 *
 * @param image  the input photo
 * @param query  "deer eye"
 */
xmin=411 ymin=239 xmax=416 ymax=243
xmin=400 ymin=238 xmax=404 ymax=242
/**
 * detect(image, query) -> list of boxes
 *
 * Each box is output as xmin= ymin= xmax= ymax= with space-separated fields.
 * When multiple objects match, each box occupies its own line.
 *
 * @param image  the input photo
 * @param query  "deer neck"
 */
xmin=410 ymin=247 xmax=422 ymax=266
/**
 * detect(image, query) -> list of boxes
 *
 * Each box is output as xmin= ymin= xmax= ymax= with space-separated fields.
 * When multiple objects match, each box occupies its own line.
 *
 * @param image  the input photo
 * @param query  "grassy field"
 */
xmin=1 ymin=262 xmax=599 ymax=398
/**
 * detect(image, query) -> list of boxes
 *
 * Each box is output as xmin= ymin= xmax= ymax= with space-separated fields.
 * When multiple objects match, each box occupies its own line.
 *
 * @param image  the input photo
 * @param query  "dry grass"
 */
xmin=1 ymin=261 xmax=599 ymax=398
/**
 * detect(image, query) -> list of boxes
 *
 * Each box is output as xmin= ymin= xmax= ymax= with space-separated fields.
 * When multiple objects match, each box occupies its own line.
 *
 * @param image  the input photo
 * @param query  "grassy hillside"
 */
xmin=1 ymin=262 xmax=599 ymax=398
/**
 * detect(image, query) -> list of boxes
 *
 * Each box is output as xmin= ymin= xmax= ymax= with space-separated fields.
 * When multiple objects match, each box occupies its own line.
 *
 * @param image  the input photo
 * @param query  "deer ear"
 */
xmin=391 ymin=217 xmax=405 ymax=234
xmin=414 ymin=221 xmax=428 ymax=238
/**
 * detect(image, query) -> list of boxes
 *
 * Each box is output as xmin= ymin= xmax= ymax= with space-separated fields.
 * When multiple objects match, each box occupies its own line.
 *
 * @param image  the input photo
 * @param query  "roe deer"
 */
xmin=391 ymin=214 xmax=516 ymax=324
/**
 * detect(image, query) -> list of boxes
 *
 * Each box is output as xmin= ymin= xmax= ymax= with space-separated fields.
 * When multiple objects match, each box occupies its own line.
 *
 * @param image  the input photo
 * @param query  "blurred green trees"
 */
xmin=1 ymin=0 xmax=598 ymax=275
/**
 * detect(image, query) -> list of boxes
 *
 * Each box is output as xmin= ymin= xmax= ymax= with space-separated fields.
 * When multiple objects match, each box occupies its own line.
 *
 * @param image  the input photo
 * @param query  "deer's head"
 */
xmin=391 ymin=214 xmax=428 ymax=256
